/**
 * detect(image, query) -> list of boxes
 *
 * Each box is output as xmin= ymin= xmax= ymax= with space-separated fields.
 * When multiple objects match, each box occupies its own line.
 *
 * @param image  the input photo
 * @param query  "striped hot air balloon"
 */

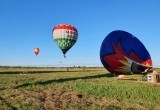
xmin=52 ymin=24 xmax=78 ymax=58
xmin=100 ymin=30 xmax=152 ymax=75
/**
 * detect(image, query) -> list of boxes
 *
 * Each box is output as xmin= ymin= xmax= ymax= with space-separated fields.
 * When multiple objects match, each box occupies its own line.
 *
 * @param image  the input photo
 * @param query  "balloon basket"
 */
xmin=63 ymin=54 xmax=66 ymax=58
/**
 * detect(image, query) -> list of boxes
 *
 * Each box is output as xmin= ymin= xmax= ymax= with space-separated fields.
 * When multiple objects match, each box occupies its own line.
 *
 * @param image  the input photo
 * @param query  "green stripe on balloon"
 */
xmin=54 ymin=38 xmax=76 ymax=54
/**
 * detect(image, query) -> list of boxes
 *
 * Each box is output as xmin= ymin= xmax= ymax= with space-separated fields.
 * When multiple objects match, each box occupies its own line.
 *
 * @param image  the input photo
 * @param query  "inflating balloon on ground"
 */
xmin=100 ymin=30 xmax=152 ymax=75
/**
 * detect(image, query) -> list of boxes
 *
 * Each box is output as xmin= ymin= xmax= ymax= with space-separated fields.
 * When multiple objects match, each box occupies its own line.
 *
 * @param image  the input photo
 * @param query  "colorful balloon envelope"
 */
xmin=100 ymin=30 xmax=152 ymax=74
xmin=34 ymin=48 xmax=40 ymax=55
xmin=52 ymin=24 xmax=78 ymax=58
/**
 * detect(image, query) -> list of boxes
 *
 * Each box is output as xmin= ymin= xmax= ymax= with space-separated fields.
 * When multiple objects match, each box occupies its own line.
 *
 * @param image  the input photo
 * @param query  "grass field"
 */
xmin=0 ymin=67 xmax=160 ymax=110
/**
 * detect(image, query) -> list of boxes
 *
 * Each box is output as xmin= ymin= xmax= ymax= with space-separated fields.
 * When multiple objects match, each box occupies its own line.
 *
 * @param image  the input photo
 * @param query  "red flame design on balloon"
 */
xmin=103 ymin=41 xmax=152 ymax=74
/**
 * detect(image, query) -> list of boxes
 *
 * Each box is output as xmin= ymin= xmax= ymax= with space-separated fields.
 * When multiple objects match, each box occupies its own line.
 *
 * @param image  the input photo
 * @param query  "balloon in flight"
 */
xmin=52 ymin=24 xmax=78 ymax=58
xmin=34 ymin=48 xmax=40 ymax=55
xmin=100 ymin=30 xmax=152 ymax=75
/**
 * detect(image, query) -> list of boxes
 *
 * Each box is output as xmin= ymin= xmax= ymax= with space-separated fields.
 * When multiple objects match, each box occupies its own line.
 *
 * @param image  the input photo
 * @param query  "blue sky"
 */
xmin=0 ymin=0 xmax=160 ymax=67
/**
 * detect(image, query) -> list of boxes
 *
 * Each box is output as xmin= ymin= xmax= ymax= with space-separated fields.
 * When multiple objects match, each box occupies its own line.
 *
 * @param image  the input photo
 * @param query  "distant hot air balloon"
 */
xmin=52 ymin=24 xmax=78 ymax=58
xmin=34 ymin=48 xmax=40 ymax=55
xmin=100 ymin=30 xmax=152 ymax=75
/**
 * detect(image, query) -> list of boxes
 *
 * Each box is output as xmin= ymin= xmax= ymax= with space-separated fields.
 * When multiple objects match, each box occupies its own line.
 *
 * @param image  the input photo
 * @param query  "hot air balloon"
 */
xmin=34 ymin=48 xmax=40 ymax=55
xmin=52 ymin=24 xmax=78 ymax=58
xmin=100 ymin=30 xmax=152 ymax=75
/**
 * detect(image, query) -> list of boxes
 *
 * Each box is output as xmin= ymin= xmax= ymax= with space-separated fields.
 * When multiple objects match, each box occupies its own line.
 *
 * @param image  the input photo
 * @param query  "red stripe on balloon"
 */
xmin=54 ymin=24 xmax=77 ymax=31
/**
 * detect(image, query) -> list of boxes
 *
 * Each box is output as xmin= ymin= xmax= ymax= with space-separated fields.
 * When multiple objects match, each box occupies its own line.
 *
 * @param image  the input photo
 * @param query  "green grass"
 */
xmin=0 ymin=67 xmax=160 ymax=110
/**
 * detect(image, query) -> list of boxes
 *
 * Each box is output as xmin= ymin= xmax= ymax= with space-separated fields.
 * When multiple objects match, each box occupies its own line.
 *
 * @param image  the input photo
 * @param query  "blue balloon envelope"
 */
xmin=100 ymin=30 xmax=152 ymax=74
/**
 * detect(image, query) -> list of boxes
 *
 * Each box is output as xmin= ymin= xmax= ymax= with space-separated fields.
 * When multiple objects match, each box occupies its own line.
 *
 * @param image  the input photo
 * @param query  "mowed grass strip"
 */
xmin=0 ymin=67 xmax=160 ymax=110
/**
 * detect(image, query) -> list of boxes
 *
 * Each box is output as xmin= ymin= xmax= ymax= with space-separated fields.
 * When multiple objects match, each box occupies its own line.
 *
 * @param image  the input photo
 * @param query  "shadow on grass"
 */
xmin=0 ymin=88 xmax=6 ymax=91
xmin=14 ymin=73 xmax=114 ymax=89
xmin=0 ymin=70 xmax=102 ymax=74
xmin=0 ymin=96 xmax=17 ymax=110
xmin=0 ymin=71 xmax=71 ymax=74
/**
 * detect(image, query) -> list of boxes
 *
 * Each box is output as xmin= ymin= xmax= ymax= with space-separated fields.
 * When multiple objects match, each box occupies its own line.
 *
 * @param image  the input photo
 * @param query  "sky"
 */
xmin=0 ymin=0 xmax=160 ymax=67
